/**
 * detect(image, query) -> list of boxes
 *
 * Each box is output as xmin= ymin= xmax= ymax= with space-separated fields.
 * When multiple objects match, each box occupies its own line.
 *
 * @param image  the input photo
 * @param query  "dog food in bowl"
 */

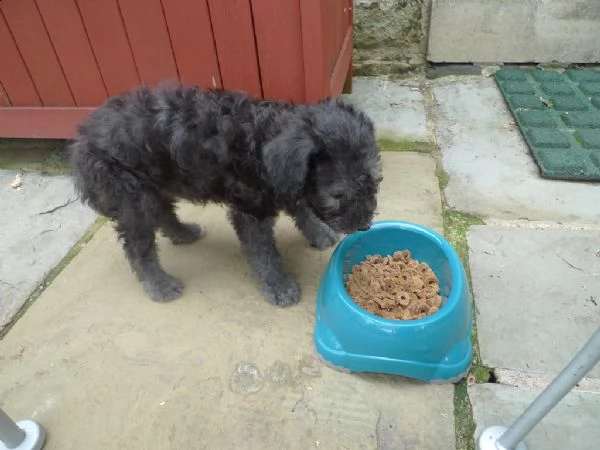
xmin=345 ymin=250 xmax=442 ymax=320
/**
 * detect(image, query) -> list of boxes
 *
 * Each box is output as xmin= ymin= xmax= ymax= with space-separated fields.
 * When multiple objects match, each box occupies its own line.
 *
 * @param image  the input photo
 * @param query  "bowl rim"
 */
xmin=330 ymin=220 xmax=465 ymax=327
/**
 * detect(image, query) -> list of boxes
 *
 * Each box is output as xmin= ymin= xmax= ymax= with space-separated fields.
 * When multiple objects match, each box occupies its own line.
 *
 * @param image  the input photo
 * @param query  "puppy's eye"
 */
xmin=332 ymin=193 xmax=345 ymax=200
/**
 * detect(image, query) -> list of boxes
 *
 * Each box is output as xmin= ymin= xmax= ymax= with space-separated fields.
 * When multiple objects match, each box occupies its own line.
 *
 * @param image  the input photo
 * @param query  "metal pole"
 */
xmin=478 ymin=327 xmax=600 ymax=450
xmin=0 ymin=408 xmax=26 ymax=449
xmin=0 ymin=408 xmax=46 ymax=450
xmin=498 ymin=327 xmax=600 ymax=449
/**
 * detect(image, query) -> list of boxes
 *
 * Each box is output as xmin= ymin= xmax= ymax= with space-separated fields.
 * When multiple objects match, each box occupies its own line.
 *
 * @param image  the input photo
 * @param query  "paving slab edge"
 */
xmin=0 ymin=215 xmax=105 ymax=340
xmin=425 ymin=80 xmax=492 ymax=450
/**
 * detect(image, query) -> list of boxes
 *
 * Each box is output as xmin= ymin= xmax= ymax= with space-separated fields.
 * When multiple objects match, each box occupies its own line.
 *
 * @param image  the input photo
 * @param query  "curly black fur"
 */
xmin=70 ymin=84 xmax=382 ymax=306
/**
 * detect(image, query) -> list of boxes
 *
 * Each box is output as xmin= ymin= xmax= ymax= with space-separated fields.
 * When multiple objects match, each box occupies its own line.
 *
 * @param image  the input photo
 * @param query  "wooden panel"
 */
xmin=323 ymin=0 xmax=337 ymax=73
xmin=324 ymin=0 xmax=350 ymax=76
xmin=76 ymin=0 xmax=139 ymax=97
xmin=0 ymin=0 xmax=75 ymax=106
xmin=301 ymin=0 xmax=352 ymax=102
xmin=330 ymin=26 xmax=353 ymax=98
xmin=37 ymin=0 xmax=108 ymax=107
xmin=207 ymin=0 xmax=262 ymax=98
xmin=161 ymin=0 xmax=222 ymax=89
xmin=344 ymin=0 xmax=353 ymax=94
xmin=251 ymin=0 xmax=304 ymax=103
xmin=300 ymin=0 xmax=327 ymax=103
xmin=0 ymin=12 xmax=41 ymax=106
xmin=118 ymin=0 xmax=178 ymax=86
xmin=0 ymin=82 xmax=11 ymax=107
xmin=0 ymin=107 xmax=95 ymax=139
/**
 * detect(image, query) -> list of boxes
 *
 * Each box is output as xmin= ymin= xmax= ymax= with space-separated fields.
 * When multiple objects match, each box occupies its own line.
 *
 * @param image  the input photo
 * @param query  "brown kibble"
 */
xmin=379 ymin=310 xmax=397 ymax=320
xmin=403 ymin=268 xmax=418 ymax=278
xmin=383 ymin=280 xmax=396 ymax=292
xmin=346 ymin=250 xmax=444 ymax=321
xmin=408 ymin=302 xmax=421 ymax=314
xmin=409 ymin=276 xmax=424 ymax=290
xmin=375 ymin=297 xmax=396 ymax=309
xmin=396 ymin=291 xmax=411 ymax=307
xmin=407 ymin=259 xmax=419 ymax=268
xmin=393 ymin=250 xmax=411 ymax=263
xmin=417 ymin=263 xmax=430 ymax=274
xmin=425 ymin=295 xmax=441 ymax=308
xmin=423 ymin=274 xmax=439 ymax=287
xmin=423 ymin=287 xmax=439 ymax=299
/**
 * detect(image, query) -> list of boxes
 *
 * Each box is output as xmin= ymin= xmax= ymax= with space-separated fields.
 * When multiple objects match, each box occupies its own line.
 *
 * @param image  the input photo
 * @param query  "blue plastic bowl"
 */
xmin=314 ymin=220 xmax=473 ymax=383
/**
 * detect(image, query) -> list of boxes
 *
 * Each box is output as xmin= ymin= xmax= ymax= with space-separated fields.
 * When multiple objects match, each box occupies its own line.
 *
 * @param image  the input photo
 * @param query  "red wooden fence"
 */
xmin=0 ymin=0 xmax=353 ymax=139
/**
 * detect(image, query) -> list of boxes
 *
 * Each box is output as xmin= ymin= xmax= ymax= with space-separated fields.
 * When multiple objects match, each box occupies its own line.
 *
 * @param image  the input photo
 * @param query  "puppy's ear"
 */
xmin=263 ymin=130 xmax=317 ymax=197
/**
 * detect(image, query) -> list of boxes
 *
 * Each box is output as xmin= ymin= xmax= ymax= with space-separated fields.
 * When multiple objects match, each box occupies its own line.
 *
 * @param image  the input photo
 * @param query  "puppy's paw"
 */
xmin=143 ymin=274 xmax=184 ymax=302
xmin=308 ymin=227 xmax=339 ymax=250
xmin=262 ymin=277 xmax=301 ymax=307
xmin=168 ymin=223 xmax=205 ymax=245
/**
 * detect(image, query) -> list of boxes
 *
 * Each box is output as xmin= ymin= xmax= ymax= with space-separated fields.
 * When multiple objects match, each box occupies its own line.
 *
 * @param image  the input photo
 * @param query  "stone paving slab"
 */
xmin=344 ymin=78 xmax=430 ymax=144
xmin=468 ymin=225 xmax=600 ymax=378
xmin=0 ymin=153 xmax=453 ymax=450
xmin=470 ymin=383 xmax=600 ymax=450
xmin=431 ymin=76 xmax=600 ymax=223
xmin=0 ymin=170 xmax=97 ymax=331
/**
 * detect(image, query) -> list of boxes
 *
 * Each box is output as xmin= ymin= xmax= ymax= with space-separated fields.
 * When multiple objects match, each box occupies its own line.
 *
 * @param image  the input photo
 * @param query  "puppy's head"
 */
xmin=263 ymin=99 xmax=382 ymax=234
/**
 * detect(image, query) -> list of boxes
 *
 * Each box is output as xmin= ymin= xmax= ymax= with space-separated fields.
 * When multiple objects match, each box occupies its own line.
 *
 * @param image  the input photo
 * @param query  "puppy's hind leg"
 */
xmin=229 ymin=209 xmax=300 ymax=307
xmin=117 ymin=208 xmax=184 ymax=302
xmin=159 ymin=198 xmax=205 ymax=245
xmin=291 ymin=200 xmax=339 ymax=250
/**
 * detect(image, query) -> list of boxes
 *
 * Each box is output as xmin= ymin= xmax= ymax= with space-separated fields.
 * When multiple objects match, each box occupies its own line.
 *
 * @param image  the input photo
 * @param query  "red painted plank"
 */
xmin=76 ymin=0 xmax=139 ymax=97
xmin=324 ymin=0 xmax=348 ymax=76
xmin=251 ymin=0 xmax=305 ymax=103
xmin=1 ymin=0 xmax=75 ymax=106
xmin=36 ymin=0 xmax=108 ymax=107
xmin=118 ymin=0 xmax=179 ymax=86
xmin=207 ymin=0 xmax=262 ymax=98
xmin=162 ymin=0 xmax=222 ymax=90
xmin=0 ymin=107 xmax=95 ymax=139
xmin=300 ymin=0 xmax=327 ymax=103
xmin=330 ymin=26 xmax=353 ymax=98
xmin=0 ymin=13 xmax=41 ymax=106
xmin=0 ymin=82 xmax=11 ymax=107
xmin=344 ymin=0 xmax=353 ymax=94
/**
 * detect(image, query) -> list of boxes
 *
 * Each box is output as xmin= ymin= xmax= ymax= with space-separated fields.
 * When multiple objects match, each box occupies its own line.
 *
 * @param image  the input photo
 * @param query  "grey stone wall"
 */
xmin=353 ymin=0 xmax=431 ymax=77
xmin=428 ymin=0 xmax=600 ymax=63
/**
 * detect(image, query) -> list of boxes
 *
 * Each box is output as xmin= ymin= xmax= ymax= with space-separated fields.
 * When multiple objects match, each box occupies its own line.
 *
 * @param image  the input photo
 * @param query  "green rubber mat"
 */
xmin=495 ymin=68 xmax=600 ymax=181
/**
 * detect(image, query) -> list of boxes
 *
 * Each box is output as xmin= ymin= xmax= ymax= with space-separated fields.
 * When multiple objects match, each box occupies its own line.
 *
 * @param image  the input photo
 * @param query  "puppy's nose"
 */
xmin=357 ymin=225 xmax=371 ymax=232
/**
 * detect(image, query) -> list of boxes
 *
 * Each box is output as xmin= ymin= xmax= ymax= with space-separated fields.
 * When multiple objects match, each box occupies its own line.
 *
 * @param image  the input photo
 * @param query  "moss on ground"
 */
xmin=471 ymin=365 xmax=491 ymax=384
xmin=454 ymin=379 xmax=477 ymax=450
xmin=376 ymin=137 xmax=435 ymax=153
xmin=0 ymin=217 xmax=106 ymax=340
xmin=441 ymin=208 xmax=496 ymax=450
xmin=435 ymin=167 xmax=449 ymax=191
xmin=442 ymin=209 xmax=484 ymax=263
xmin=0 ymin=139 xmax=70 ymax=175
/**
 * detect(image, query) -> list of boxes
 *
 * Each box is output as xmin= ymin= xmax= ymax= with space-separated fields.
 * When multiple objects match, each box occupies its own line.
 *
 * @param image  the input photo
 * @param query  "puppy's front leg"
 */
xmin=292 ymin=200 xmax=339 ymax=250
xmin=229 ymin=209 xmax=301 ymax=307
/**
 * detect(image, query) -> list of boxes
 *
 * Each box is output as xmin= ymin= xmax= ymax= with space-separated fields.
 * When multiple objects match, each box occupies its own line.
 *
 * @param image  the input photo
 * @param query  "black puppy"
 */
xmin=70 ymin=84 xmax=382 ymax=306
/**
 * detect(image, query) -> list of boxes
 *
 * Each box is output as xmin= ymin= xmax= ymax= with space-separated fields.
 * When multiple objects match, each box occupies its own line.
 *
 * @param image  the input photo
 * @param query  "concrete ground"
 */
xmin=1 ymin=75 xmax=599 ymax=450
xmin=0 ymin=171 xmax=96 ymax=331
